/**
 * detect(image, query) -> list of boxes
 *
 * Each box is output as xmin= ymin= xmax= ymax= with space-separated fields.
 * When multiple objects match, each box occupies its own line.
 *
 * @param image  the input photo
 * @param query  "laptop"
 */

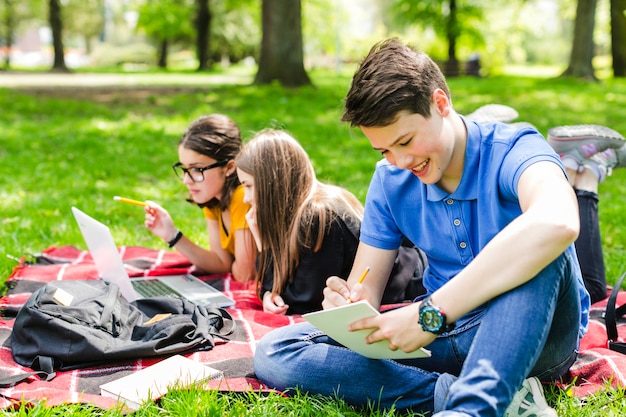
xmin=71 ymin=206 xmax=235 ymax=308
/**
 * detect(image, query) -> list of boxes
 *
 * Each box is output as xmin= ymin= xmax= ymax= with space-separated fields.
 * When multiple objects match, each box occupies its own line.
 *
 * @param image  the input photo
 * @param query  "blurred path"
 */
xmin=0 ymin=71 xmax=253 ymax=88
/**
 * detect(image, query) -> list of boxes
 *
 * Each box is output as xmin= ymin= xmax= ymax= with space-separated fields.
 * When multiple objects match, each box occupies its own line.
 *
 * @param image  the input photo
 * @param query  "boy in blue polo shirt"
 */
xmin=254 ymin=38 xmax=590 ymax=417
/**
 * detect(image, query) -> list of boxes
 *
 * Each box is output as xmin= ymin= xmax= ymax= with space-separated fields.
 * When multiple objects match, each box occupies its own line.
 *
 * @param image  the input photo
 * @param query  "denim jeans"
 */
xmin=254 ymin=252 xmax=581 ymax=417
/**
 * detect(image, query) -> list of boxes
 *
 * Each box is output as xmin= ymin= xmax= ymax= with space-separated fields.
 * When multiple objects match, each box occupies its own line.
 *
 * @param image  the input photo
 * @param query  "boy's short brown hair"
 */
xmin=342 ymin=38 xmax=451 ymax=128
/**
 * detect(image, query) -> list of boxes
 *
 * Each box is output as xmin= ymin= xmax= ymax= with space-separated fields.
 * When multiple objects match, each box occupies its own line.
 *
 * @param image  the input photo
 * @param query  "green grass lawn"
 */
xmin=1 ymin=68 xmax=626 ymax=415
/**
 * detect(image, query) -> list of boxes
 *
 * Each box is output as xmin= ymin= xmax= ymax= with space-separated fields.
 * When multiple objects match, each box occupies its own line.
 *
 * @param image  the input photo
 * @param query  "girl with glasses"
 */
xmin=235 ymin=128 xmax=425 ymax=315
xmin=143 ymin=114 xmax=257 ymax=282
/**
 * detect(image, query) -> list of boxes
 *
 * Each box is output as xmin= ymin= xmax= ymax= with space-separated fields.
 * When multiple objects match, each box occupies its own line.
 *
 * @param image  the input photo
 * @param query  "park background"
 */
xmin=0 ymin=0 xmax=625 ymax=415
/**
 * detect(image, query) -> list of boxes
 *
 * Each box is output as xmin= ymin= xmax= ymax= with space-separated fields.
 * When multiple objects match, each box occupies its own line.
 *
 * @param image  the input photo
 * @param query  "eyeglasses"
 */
xmin=172 ymin=160 xmax=229 ymax=182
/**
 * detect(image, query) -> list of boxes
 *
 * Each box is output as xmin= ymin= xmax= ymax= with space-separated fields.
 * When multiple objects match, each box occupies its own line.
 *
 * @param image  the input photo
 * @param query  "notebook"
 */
xmin=71 ymin=206 xmax=235 ymax=308
xmin=303 ymin=300 xmax=431 ymax=359
xmin=99 ymin=354 xmax=223 ymax=410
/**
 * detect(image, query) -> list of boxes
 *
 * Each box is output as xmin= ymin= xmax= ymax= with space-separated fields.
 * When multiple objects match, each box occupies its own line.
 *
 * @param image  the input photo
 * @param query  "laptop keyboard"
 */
xmin=132 ymin=279 xmax=178 ymax=298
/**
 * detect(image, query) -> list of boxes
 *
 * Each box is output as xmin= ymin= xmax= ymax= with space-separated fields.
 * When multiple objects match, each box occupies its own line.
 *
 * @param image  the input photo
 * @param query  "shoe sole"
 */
xmin=548 ymin=124 xmax=624 ymax=146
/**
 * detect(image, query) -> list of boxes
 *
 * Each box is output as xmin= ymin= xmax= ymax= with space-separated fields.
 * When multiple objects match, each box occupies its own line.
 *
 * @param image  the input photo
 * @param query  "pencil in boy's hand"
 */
xmin=347 ymin=266 xmax=371 ymax=303
xmin=357 ymin=266 xmax=371 ymax=284
xmin=113 ymin=196 xmax=147 ymax=207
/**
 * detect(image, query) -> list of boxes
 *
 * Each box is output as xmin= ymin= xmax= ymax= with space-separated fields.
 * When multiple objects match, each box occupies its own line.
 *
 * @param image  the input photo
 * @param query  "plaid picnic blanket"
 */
xmin=0 ymin=245 xmax=302 ymax=410
xmin=561 ymin=289 xmax=626 ymax=396
xmin=1 ymin=245 xmax=625 ymax=409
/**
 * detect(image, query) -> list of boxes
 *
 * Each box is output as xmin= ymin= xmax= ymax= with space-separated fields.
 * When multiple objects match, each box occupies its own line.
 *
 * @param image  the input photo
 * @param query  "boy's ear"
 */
xmin=432 ymin=88 xmax=451 ymax=116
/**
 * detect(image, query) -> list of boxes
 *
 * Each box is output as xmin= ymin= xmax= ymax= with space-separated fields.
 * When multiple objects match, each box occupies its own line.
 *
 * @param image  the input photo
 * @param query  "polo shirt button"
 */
xmin=453 ymin=219 xmax=461 ymax=226
xmin=446 ymin=199 xmax=454 ymax=205
xmin=459 ymin=242 xmax=467 ymax=249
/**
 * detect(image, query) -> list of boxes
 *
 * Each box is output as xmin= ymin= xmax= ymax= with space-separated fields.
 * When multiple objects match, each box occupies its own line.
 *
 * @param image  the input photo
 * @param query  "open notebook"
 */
xmin=71 ymin=206 xmax=235 ymax=308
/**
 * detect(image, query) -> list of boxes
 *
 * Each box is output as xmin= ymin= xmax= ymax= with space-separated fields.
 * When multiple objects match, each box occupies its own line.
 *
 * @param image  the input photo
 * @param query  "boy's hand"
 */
xmin=322 ymin=276 xmax=371 ymax=309
xmin=322 ymin=276 xmax=353 ymax=309
xmin=349 ymin=303 xmax=436 ymax=352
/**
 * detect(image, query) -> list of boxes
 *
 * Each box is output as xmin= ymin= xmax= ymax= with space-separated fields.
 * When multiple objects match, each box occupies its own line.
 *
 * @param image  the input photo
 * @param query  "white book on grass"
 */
xmin=99 ymin=354 xmax=223 ymax=410
xmin=303 ymin=300 xmax=431 ymax=359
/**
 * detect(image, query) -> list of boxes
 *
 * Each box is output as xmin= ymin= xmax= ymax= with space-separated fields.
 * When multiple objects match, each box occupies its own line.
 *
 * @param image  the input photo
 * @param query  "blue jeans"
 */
xmin=254 ymin=252 xmax=581 ymax=417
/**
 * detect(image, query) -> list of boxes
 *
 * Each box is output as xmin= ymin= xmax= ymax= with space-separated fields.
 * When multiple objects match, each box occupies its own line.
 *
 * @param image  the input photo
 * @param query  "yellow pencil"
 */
xmin=113 ymin=196 xmax=147 ymax=207
xmin=357 ymin=266 xmax=371 ymax=284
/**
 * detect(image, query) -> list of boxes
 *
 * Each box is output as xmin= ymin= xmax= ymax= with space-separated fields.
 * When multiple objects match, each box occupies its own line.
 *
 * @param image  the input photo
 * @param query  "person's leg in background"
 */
xmin=548 ymin=124 xmax=626 ymax=303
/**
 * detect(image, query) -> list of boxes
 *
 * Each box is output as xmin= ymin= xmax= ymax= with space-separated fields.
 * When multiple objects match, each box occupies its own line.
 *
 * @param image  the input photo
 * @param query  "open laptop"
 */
xmin=71 ymin=206 xmax=235 ymax=308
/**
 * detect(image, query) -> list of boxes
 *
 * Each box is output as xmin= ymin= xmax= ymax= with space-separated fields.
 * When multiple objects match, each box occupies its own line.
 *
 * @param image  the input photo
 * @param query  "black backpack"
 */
xmin=3 ymin=280 xmax=234 ymax=385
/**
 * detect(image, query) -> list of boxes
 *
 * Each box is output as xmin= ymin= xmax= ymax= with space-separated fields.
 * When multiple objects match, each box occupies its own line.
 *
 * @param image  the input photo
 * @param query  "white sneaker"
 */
xmin=504 ymin=377 xmax=557 ymax=417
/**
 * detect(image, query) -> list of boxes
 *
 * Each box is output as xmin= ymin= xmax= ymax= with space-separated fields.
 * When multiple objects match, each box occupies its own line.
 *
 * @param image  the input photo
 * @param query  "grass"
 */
xmin=1 ymin=67 xmax=626 ymax=415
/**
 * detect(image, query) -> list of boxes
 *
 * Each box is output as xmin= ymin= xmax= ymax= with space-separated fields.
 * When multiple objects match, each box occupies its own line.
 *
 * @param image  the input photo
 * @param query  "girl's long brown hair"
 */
xmin=236 ymin=129 xmax=363 ymax=296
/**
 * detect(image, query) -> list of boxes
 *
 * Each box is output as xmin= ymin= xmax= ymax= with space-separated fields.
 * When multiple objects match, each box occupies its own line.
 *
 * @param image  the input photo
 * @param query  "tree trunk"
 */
xmin=49 ymin=0 xmax=68 ymax=72
xmin=196 ymin=0 xmax=211 ymax=71
xmin=444 ymin=0 xmax=459 ymax=77
xmin=255 ymin=0 xmax=311 ymax=87
xmin=158 ymin=40 xmax=168 ymax=69
xmin=611 ymin=0 xmax=626 ymax=77
xmin=561 ymin=0 xmax=597 ymax=80
xmin=2 ymin=0 xmax=14 ymax=69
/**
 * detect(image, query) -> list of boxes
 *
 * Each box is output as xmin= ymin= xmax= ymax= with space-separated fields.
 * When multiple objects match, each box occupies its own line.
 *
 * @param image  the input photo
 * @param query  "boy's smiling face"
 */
xmin=361 ymin=89 xmax=463 ymax=191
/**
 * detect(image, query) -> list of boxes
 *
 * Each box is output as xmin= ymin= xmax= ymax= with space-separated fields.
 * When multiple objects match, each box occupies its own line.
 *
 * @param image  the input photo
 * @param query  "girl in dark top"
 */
xmin=235 ymin=129 xmax=365 ymax=315
xmin=237 ymin=129 xmax=425 ymax=314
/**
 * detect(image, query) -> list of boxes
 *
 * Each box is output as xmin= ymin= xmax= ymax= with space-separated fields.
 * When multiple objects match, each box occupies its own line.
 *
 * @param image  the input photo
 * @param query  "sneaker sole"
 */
xmin=548 ymin=124 xmax=624 ymax=152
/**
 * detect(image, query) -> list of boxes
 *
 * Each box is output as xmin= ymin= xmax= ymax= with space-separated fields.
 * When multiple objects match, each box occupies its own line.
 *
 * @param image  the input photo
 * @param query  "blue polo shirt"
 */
xmin=361 ymin=120 xmax=589 ymax=336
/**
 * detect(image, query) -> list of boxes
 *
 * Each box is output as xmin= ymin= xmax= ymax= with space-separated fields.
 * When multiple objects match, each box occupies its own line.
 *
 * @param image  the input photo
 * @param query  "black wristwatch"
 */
xmin=418 ymin=296 xmax=455 ymax=335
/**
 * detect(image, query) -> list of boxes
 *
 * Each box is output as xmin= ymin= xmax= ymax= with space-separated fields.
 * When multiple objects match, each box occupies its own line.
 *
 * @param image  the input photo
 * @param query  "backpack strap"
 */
xmin=605 ymin=272 xmax=626 ymax=354
xmin=0 ymin=355 xmax=56 ymax=387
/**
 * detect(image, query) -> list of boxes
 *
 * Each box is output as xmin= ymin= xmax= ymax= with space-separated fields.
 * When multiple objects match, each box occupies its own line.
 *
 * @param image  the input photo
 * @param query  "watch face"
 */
xmin=421 ymin=308 xmax=443 ymax=331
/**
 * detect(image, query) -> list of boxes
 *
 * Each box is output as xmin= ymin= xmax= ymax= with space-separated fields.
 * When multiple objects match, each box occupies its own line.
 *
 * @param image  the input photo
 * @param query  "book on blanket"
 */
xmin=303 ymin=300 xmax=431 ymax=359
xmin=99 ymin=354 xmax=223 ymax=410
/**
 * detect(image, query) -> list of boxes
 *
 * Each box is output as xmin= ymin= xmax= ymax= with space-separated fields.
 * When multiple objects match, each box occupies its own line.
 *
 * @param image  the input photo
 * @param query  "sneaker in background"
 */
xmin=547 ymin=124 xmax=625 ymax=167
xmin=504 ymin=377 xmax=558 ymax=417
xmin=466 ymin=104 xmax=519 ymax=124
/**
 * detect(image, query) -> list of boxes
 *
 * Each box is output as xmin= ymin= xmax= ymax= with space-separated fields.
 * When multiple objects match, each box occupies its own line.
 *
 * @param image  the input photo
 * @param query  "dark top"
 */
xmin=261 ymin=217 xmax=358 ymax=315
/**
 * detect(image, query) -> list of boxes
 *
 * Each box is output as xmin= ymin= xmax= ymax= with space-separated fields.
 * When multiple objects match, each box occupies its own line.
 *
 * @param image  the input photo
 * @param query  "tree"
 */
xmin=561 ymin=0 xmax=598 ymax=80
xmin=611 ymin=0 xmax=626 ymax=77
xmin=255 ymin=0 xmax=311 ymax=87
xmin=49 ymin=0 xmax=68 ymax=72
xmin=136 ymin=0 xmax=194 ymax=69
xmin=195 ymin=0 xmax=210 ymax=70
xmin=386 ymin=0 xmax=484 ymax=77
xmin=62 ymin=0 xmax=104 ymax=55
xmin=1 ymin=0 xmax=16 ymax=69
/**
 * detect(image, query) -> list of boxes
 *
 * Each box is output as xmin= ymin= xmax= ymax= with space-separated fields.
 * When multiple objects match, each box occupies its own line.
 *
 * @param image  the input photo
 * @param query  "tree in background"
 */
xmin=136 ymin=0 xmax=194 ymax=68
xmin=1 ymin=0 xmax=16 ymax=69
xmin=611 ymin=0 xmax=626 ymax=77
xmin=386 ymin=0 xmax=484 ymax=77
xmin=49 ymin=0 xmax=68 ymax=72
xmin=195 ymin=0 xmax=210 ymax=70
xmin=255 ymin=0 xmax=311 ymax=87
xmin=561 ymin=0 xmax=598 ymax=79
xmin=210 ymin=0 xmax=258 ymax=64
xmin=63 ymin=0 xmax=104 ymax=55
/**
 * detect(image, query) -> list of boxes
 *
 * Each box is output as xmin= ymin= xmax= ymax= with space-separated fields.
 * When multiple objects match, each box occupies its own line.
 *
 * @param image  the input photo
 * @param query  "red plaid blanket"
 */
xmin=0 ymin=245 xmax=302 ymax=409
xmin=1 ymin=245 xmax=625 ymax=408
xmin=562 ymin=290 xmax=626 ymax=396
